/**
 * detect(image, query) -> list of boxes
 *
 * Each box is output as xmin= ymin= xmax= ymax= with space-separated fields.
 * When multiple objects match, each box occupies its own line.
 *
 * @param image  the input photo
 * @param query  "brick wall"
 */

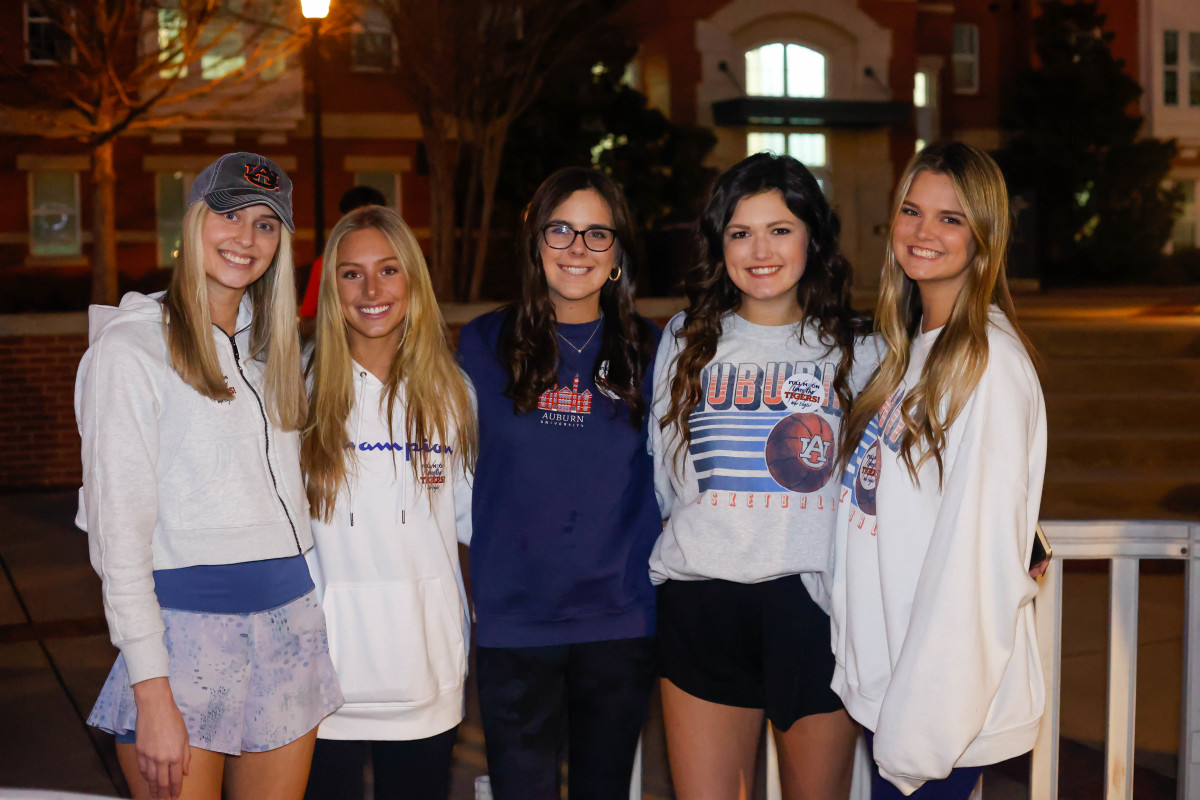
xmin=0 ymin=314 xmax=88 ymax=489
xmin=0 ymin=299 xmax=685 ymax=491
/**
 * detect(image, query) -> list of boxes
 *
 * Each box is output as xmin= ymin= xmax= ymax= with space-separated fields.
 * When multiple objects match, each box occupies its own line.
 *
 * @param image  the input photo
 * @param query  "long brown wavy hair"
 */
xmin=500 ymin=167 xmax=656 ymax=427
xmin=661 ymin=152 xmax=867 ymax=467
xmin=302 ymin=207 xmax=477 ymax=522
xmin=838 ymin=141 xmax=1034 ymax=485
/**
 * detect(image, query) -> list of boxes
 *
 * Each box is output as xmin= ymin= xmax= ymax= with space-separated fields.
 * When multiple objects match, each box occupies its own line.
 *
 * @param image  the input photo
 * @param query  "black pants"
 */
xmin=476 ymin=637 xmax=657 ymax=800
xmin=303 ymin=727 xmax=459 ymax=800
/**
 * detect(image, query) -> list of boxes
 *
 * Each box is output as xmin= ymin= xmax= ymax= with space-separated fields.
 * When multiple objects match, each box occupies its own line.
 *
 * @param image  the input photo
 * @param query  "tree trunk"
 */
xmin=457 ymin=142 xmax=482 ymax=301
xmin=424 ymin=124 xmax=459 ymax=300
xmin=468 ymin=119 xmax=510 ymax=302
xmin=91 ymin=138 xmax=119 ymax=305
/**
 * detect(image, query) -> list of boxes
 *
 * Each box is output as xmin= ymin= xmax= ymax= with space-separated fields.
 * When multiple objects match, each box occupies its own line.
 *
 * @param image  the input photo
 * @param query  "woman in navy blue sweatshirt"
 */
xmin=457 ymin=167 xmax=661 ymax=799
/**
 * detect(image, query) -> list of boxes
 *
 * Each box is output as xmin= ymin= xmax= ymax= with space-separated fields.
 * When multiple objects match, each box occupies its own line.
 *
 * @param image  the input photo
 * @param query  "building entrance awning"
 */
xmin=712 ymin=97 xmax=912 ymax=129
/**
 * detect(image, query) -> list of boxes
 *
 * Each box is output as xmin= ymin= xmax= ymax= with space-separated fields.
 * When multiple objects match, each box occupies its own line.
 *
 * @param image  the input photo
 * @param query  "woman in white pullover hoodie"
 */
xmin=300 ymin=206 xmax=476 ymax=800
xmin=831 ymin=142 xmax=1046 ymax=799
xmin=78 ymin=153 xmax=342 ymax=800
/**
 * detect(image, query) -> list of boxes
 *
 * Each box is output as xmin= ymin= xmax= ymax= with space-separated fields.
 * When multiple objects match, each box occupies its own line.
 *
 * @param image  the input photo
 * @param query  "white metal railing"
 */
xmin=1032 ymin=520 xmax=1199 ymax=800
xmin=632 ymin=520 xmax=1199 ymax=800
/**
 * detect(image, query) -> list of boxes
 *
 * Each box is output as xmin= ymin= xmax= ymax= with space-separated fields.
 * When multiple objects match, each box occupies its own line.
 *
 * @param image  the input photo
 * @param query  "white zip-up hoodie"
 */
xmin=305 ymin=365 xmax=472 ymax=740
xmin=830 ymin=309 xmax=1046 ymax=795
xmin=75 ymin=292 xmax=312 ymax=686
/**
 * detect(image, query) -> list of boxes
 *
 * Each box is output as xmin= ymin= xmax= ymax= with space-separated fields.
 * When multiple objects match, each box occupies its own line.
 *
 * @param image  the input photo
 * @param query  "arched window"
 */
xmin=744 ymin=43 xmax=830 ymax=193
xmin=745 ymin=43 xmax=825 ymax=98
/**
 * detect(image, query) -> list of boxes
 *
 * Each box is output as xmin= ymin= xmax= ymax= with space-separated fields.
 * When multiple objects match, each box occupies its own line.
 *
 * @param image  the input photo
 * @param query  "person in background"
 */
xmin=456 ymin=167 xmax=660 ymax=800
xmin=831 ymin=141 xmax=1046 ymax=799
xmin=301 ymin=206 xmax=476 ymax=800
xmin=650 ymin=152 xmax=877 ymax=800
xmin=78 ymin=152 xmax=342 ymax=800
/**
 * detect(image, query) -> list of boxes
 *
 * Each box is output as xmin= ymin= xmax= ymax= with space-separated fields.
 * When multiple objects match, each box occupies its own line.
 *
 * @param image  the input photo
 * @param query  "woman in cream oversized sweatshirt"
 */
xmin=832 ymin=142 xmax=1047 ymax=799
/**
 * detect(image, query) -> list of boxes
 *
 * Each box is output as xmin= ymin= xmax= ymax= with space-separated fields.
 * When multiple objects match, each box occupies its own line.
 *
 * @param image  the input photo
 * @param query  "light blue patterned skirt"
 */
xmin=88 ymin=589 xmax=344 ymax=754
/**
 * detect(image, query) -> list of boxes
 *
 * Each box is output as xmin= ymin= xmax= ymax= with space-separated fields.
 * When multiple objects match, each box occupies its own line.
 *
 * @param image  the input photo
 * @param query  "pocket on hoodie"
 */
xmin=321 ymin=579 xmax=466 ymax=706
xmin=171 ymin=436 xmax=280 ymax=530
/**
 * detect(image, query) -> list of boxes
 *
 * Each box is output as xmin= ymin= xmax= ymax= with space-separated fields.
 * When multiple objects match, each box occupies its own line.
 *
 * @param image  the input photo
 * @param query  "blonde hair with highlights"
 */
xmin=162 ymin=202 xmax=306 ymax=430
xmin=840 ymin=141 xmax=1034 ymax=484
xmin=302 ymin=206 xmax=478 ymax=522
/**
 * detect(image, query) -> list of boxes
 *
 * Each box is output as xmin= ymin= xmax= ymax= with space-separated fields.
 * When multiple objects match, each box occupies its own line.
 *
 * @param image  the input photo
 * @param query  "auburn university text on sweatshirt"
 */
xmin=75 ymin=292 xmax=312 ymax=685
xmin=649 ymin=312 xmax=880 ymax=609
xmin=456 ymin=310 xmax=661 ymax=648
xmin=831 ymin=308 xmax=1047 ymax=795
xmin=305 ymin=365 xmax=471 ymax=741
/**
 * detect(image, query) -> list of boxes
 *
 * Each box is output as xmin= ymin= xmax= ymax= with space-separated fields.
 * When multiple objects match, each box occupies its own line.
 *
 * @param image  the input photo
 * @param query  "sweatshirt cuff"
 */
xmin=120 ymin=634 xmax=170 ymax=686
xmin=876 ymin=765 xmax=925 ymax=797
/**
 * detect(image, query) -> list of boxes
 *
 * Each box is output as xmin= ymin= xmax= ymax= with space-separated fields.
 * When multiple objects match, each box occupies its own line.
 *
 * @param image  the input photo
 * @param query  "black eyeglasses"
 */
xmin=541 ymin=223 xmax=617 ymax=253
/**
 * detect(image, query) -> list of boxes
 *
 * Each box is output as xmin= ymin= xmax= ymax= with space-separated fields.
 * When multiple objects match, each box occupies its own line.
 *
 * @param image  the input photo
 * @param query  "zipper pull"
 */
xmin=229 ymin=335 xmax=241 ymax=364
xmin=350 ymin=511 xmax=355 ymax=527
xmin=402 ymin=510 xmax=406 ymax=524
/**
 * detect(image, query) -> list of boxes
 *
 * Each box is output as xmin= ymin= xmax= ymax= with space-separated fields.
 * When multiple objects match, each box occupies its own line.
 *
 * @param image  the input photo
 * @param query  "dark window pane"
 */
xmin=1165 ymin=30 xmax=1178 ymax=66
xmin=1190 ymin=70 xmax=1200 ymax=107
xmin=28 ymin=20 xmax=71 ymax=62
xmin=1165 ymin=69 xmax=1178 ymax=105
xmin=352 ymin=32 xmax=394 ymax=71
xmin=1190 ymin=33 xmax=1200 ymax=66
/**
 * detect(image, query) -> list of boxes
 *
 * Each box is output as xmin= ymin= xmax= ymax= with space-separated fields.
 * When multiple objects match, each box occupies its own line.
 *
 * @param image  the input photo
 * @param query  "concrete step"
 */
xmin=1047 ymin=395 xmax=1200 ymax=433
xmin=1039 ymin=358 xmax=1200 ymax=394
xmin=1047 ymin=432 xmax=1200 ymax=471
xmin=1042 ymin=468 xmax=1200 ymax=520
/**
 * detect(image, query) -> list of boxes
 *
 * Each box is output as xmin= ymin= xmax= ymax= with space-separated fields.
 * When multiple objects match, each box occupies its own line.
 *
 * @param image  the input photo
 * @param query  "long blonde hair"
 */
xmin=302 ymin=206 xmax=478 ymax=522
xmin=162 ymin=202 xmax=306 ymax=430
xmin=841 ymin=141 xmax=1033 ymax=484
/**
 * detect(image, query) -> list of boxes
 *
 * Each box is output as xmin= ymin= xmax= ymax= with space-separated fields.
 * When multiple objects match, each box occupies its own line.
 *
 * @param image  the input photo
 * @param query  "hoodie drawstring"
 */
xmin=350 ymin=370 xmax=368 ymax=526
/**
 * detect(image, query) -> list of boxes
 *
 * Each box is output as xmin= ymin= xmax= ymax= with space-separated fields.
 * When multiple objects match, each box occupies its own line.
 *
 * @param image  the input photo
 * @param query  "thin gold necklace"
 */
xmin=556 ymin=318 xmax=602 ymax=355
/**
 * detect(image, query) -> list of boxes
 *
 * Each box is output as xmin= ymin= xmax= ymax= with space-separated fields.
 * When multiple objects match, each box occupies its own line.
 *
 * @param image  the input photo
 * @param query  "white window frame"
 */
xmin=744 ymin=42 xmax=826 ymax=99
xmin=352 ymin=171 xmax=402 ymax=211
xmin=952 ymin=23 xmax=979 ymax=95
xmin=351 ymin=8 xmax=397 ymax=73
xmin=25 ymin=0 xmax=74 ymax=65
xmin=28 ymin=170 xmax=83 ymax=258
xmin=745 ymin=131 xmax=831 ymax=196
xmin=156 ymin=171 xmax=196 ymax=267
xmin=1164 ymin=30 xmax=1180 ymax=106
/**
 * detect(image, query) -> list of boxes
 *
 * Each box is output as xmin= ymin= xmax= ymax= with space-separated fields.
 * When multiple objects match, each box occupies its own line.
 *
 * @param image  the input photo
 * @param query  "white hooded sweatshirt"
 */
xmin=305 ymin=365 xmax=472 ymax=741
xmin=75 ymin=292 xmax=312 ymax=686
xmin=830 ymin=309 xmax=1047 ymax=795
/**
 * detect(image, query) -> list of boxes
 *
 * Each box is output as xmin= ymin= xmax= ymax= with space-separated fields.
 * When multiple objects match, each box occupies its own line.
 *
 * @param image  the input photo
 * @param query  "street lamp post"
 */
xmin=301 ymin=0 xmax=330 ymax=255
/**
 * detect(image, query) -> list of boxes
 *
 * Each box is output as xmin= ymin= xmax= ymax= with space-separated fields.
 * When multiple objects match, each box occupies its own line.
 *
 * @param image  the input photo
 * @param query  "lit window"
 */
xmin=353 ymin=172 xmax=400 ymax=210
xmin=29 ymin=171 xmax=82 ymax=257
xmin=915 ymin=138 xmax=927 ymax=153
xmin=157 ymin=172 xmax=195 ymax=267
xmin=26 ymin=0 xmax=73 ymax=64
xmin=745 ymin=43 xmax=825 ymax=99
xmin=746 ymin=132 xmax=829 ymax=192
xmin=952 ymin=24 xmax=979 ymax=94
xmin=158 ymin=9 xmax=187 ymax=79
xmin=914 ymin=72 xmax=928 ymax=108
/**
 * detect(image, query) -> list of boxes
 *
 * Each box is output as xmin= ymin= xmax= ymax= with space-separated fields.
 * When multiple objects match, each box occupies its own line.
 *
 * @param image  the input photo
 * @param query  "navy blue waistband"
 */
xmin=153 ymin=554 xmax=314 ymax=614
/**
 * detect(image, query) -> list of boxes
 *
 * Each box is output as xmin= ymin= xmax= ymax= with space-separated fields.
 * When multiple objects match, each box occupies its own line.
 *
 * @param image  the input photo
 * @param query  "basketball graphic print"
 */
xmin=764 ymin=412 xmax=836 ymax=493
xmin=854 ymin=440 xmax=880 ymax=516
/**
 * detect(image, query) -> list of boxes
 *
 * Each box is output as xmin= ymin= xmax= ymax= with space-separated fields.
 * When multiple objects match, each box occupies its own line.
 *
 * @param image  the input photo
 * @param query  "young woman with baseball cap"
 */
xmin=831 ymin=141 xmax=1046 ymax=799
xmin=78 ymin=152 xmax=342 ymax=800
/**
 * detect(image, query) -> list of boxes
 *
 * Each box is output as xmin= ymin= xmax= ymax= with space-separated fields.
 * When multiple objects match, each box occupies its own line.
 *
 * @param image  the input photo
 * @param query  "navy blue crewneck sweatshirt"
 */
xmin=457 ymin=309 xmax=661 ymax=648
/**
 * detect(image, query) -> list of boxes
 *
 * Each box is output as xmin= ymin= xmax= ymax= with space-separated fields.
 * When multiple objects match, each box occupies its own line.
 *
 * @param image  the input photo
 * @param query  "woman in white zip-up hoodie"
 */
xmin=78 ymin=153 xmax=343 ymax=800
xmin=831 ymin=142 xmax=1046 ymax=799
xmin=300 ymin=206 xmax=476 ymax=800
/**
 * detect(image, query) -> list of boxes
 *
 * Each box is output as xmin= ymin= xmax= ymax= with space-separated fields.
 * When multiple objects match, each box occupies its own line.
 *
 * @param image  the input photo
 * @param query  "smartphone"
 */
xmin=1029 ymin=523 xmax=1052 ymax=569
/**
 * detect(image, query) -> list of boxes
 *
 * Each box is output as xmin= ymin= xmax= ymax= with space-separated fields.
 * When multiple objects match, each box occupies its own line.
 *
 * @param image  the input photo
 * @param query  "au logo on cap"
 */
xmin=244 ymin=164 xmax=280 ymax=191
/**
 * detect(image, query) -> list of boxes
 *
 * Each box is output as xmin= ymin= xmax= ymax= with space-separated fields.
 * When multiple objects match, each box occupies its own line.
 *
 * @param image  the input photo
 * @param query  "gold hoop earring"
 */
xmin=609 ymin=265 xmax=622 ymax=282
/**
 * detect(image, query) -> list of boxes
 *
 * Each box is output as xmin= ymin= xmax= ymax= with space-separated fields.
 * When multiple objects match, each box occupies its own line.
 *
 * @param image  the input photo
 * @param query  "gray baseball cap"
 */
xmin=188 ymin=152 xmax=295 ymax=232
